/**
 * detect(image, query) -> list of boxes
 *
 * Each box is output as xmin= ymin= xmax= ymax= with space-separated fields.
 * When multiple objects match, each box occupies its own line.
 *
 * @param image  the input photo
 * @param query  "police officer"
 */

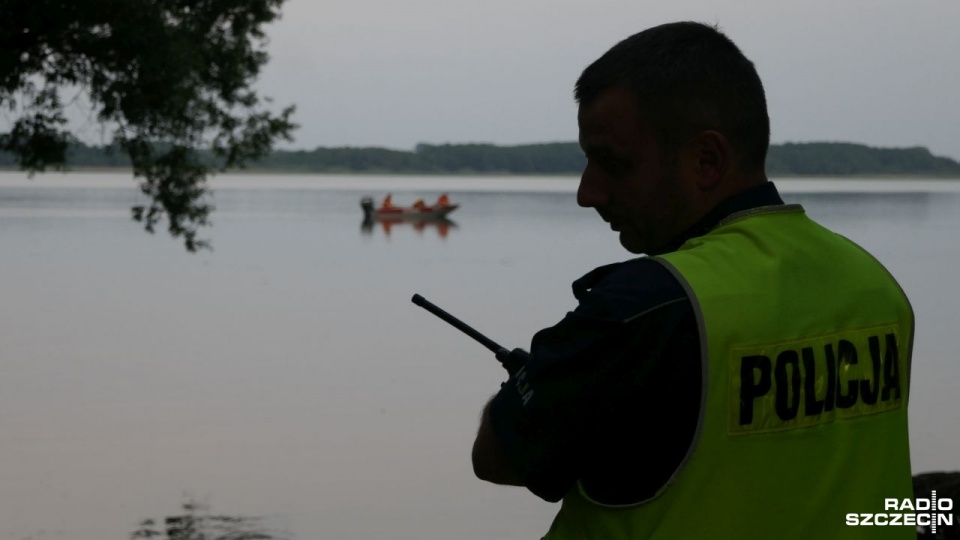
xmin=471 ymin=21 xmax=915 ymax=539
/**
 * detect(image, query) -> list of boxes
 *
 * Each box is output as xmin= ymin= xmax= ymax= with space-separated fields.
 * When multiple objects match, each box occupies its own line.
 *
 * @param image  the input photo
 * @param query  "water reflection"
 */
xmin=4 ymin=175 xmax=958 ymax=540
xmin=360 ymin=215 xmax=458 ymax=238
xmin=132 ymin=499 xmax=286 ymax=540
xmin=793 ymin=191 xmax=936 ymax=220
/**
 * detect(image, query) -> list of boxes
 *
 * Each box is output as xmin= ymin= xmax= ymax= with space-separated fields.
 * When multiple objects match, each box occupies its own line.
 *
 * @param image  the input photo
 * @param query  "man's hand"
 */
xmin=472 ymin=396 xmax=524 ymax=486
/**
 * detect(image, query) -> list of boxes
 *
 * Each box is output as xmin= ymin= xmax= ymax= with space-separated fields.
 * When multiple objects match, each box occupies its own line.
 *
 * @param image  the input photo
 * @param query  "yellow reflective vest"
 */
xmin=543 ymin=204 xmax=915 ymax=539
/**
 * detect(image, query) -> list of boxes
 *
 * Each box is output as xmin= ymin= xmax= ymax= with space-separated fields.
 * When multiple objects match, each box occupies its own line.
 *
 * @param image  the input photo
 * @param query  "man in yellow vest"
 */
xmin=471 ymin=21 xmax=915 ymax=539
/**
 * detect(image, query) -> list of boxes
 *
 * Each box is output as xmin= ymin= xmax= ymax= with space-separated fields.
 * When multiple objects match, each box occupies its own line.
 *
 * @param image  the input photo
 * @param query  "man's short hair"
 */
xmin=575 ymin=22 xmax=770 ymax=172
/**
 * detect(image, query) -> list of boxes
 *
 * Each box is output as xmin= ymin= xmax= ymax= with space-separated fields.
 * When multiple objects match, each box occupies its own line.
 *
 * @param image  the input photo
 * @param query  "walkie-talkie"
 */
xmin=411 ymin=294 xmax=527 ymax=376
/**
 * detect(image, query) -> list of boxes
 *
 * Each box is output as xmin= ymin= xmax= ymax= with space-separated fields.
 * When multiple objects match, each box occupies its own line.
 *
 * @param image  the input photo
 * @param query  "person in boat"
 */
xmin=436 ymin=193 xmax=451 ymax=207
xmin=380 ymin=194 xmax=394 ymax=209
xmin=412 ymin=198 xmax=427 ymax=210
xmin=470 ymin=22 xmax=915 ymax=539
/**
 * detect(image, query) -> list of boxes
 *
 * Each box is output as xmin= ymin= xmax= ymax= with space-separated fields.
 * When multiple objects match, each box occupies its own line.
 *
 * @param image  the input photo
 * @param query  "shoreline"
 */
xmin=4 ymin=172 xmax=960 ymax=195
xmin=1 ymin=167 xmax=959 ymax=180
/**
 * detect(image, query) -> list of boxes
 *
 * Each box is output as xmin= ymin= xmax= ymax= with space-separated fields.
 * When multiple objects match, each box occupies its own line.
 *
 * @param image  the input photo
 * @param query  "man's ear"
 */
xmin=685 ymin=130 xmax=733 ymax=191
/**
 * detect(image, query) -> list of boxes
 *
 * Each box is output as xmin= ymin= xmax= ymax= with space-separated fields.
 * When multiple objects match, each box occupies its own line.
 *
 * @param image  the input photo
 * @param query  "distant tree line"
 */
xmin=236 ymin=142 xmax=588 ymax=174
xmin=2 ymin=141 xmax=959 ymax=176
xmin=766 ymin=143 xmax=960 ymax=176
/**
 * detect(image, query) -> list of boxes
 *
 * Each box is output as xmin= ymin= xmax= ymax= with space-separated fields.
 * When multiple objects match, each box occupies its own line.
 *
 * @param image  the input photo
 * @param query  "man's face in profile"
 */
xmin=577 ymin=86 xmax=688 ymax=255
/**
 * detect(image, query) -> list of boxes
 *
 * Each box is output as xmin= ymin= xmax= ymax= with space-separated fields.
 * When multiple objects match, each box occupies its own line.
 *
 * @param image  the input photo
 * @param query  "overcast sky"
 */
xmin=154 ymin=1 xmax=960 ymax=161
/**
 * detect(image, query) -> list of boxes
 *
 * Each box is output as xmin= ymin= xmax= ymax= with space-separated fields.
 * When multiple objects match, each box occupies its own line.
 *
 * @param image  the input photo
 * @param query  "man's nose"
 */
xmin=577 ymin=171 xmax=608 ymax=208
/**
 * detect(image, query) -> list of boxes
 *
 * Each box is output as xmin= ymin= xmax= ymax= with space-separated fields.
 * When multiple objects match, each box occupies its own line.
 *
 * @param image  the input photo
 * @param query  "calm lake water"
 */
xmin=1 ymin=172 xmax=958 ymax=540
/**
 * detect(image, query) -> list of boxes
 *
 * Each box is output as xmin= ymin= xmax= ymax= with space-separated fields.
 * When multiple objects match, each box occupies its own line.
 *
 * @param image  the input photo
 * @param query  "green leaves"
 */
xmin=1 ymin=0 xmax=297 ymax=251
